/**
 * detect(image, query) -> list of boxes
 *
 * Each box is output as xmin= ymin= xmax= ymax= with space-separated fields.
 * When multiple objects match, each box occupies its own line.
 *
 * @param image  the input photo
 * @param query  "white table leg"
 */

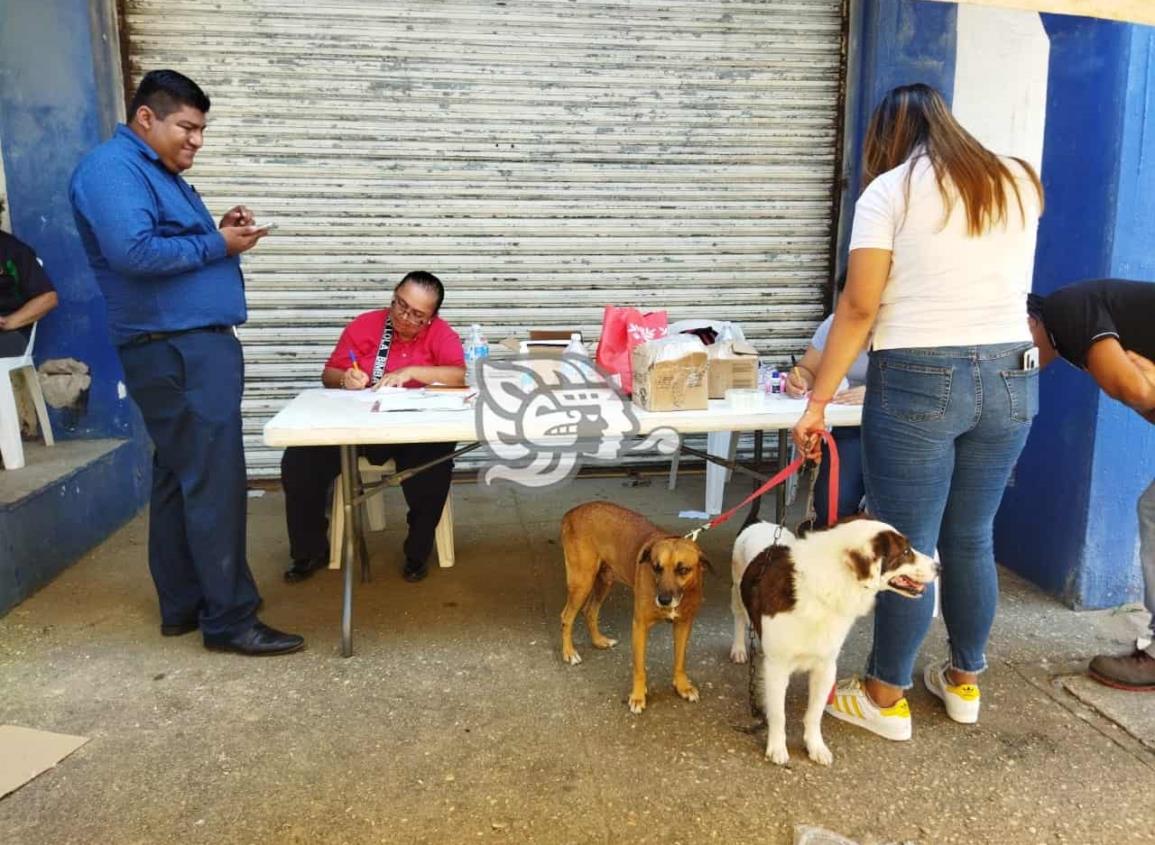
xmin=340 ymin=445 xmax=358 ymax=657
xmin=704 ymin=430 xmax=733 ymax=515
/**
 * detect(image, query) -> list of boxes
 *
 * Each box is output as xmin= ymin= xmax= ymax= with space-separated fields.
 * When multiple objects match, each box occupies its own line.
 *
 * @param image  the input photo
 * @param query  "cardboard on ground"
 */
xmin=0 ymin=725 xmax=90 ymax=798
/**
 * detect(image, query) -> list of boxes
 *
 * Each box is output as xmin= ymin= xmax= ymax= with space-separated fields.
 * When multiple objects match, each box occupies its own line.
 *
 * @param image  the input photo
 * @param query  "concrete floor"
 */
xmin=1 ymin=472 xmax=1153 ymax=844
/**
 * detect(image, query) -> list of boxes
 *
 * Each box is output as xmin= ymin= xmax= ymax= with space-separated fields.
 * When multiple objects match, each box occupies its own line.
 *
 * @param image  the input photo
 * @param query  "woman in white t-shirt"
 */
xmin=792 ymin=83 xmax=1044 ymax=741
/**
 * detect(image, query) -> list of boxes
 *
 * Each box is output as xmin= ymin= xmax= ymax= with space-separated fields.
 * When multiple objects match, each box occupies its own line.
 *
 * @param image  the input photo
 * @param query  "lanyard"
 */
xmin=371 ymin=315 xmax=395 ymax=383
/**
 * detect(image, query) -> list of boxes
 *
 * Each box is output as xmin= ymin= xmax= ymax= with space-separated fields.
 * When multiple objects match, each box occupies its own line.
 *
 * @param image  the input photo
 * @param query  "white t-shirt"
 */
xmin=849 ymin=155 xmax=1040 ymax=351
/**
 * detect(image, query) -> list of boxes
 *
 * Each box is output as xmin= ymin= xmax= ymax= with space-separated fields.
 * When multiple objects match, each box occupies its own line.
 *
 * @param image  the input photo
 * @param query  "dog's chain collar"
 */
xmin=746 ymin=625 xmax=766 ymax=727
xmin=794 ymin=463 xmax=820 ymax=535
xmin=804 ymin=464 xmax=819 ymax=525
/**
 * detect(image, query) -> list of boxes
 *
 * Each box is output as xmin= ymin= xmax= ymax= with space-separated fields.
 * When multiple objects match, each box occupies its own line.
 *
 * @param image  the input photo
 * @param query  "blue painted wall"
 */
xmin=0 ymin=0 xmax=134 ymax=439
xmin=0 ymin=0 xmax=152 ymax=616
xmin=1081 ymin=22 xmax=1155 ymax=608
xmin=995 ymin=17 xmax=1155 ymax=608
xmin=838 ymin=0 xmax=957 ymax=275
xmin=0 ymin=433 xmax=150 ymax=615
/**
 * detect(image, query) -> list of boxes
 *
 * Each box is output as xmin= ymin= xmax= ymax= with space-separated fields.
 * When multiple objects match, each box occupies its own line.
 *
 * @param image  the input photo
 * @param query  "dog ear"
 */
xmin=845 ymin=548 xmax=874 ymax=581
xmin=637 ymin=539 xmax=655 ymax=568
xmin=697 ymin=554 xmax=715 ymax=575
xmin=871 ymin=530 xmax=910 ymax=573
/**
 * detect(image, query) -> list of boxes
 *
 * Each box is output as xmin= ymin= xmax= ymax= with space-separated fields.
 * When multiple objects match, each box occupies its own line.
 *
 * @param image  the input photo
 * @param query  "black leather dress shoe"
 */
xmin=160 ymin=619 xmax=199 ymax=637
xmin=284 ymin=555 xmax=327 ymax=583
xmin=402 ymin=557 xmax=429 ymax=583
xmin=203 ymin=621 xmax=305 ymax=656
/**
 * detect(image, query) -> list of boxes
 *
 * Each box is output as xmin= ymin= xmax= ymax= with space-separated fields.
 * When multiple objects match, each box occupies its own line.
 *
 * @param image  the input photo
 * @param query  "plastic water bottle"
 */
xmin=564 ymin=332 xmax=586 ymax=357
xmin=717 ymin=321 xmax=735 ymax=347
xmin=464 ymin=324 xmax=489 ymax=389
xmin=564 ymin=332 xmax=598 ymax=382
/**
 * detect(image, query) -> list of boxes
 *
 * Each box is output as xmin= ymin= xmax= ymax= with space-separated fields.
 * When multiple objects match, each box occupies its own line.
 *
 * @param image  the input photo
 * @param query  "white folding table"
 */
xmin=264 ymin=388 xmax=861 ymax=656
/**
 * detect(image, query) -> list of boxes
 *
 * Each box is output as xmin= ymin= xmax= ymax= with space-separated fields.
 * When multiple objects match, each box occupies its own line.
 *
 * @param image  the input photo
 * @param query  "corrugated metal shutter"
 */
xmin=122 ymin=0 xmax=844 ymax=478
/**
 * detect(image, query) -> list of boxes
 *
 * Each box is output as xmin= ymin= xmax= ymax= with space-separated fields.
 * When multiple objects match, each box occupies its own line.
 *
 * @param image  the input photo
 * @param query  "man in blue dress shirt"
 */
xmin=70 ymin=70 xmax=303 ymax=656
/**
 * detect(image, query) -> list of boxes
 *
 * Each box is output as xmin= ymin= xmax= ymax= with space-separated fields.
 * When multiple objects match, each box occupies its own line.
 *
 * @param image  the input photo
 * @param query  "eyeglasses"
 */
xmin=391 ymin=295 xmax=431 ymax=326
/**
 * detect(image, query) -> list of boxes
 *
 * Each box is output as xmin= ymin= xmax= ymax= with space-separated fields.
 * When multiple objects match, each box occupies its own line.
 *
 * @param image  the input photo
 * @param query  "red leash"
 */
xmin=684 ymin=429 xmax=840 ymax=540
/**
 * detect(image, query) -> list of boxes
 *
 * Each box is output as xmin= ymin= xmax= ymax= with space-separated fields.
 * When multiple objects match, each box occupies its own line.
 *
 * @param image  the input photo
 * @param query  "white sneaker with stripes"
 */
xmin=824 ymin=676 xmax=912 ymax=741
xmin=923 ymin=659 xmax=981 ymax=723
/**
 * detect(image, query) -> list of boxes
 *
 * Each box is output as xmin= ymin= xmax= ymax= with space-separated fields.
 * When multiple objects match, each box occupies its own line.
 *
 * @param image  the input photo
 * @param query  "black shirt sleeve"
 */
xmin=9 ymin=238 xmax=56 ymax=300
xmin=1043 ymin=281 xmax=1119 ymax=369
xmin=1043 ymin=279 xmax=1155 ymax=368
xmin=0 ymin=232 xmax=56 ymax=317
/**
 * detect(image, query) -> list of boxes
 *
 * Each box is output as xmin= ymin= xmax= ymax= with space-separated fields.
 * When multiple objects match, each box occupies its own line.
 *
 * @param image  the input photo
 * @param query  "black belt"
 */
xmin=123 ymin=325 xmax=232 ymax=348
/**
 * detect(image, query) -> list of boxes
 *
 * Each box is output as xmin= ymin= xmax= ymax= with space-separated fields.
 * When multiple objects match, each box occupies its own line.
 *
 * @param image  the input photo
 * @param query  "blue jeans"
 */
xmin=814 ymin=425 xmax=865 ymax=525
xmin=861 ymin=343 xmax=1037 ymax=688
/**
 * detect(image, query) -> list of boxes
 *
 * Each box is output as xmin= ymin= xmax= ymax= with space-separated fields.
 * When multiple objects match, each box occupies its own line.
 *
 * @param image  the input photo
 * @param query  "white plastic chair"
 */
xmin=328 ymin=456 xmax=455 ymax=570
xmin=0 ymin=322 xmax=54 ymax=470
xmin=664 ymin=319 xmax=748 ymax=515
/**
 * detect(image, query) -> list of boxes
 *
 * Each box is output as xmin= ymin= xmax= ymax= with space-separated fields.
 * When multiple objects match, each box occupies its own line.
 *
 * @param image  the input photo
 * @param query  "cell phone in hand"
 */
xmin=252 ymin=221 xmax=278 ymax=231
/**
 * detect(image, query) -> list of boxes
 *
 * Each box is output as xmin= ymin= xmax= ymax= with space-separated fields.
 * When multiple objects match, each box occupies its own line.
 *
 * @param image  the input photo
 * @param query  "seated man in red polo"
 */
xmin=280 ymin=270 xmax=466 ymax=583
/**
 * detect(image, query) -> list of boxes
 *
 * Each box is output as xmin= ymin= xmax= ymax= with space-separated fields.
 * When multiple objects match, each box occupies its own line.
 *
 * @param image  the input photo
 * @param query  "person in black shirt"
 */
xmin=0 ymin=204 xmax=59 ymax=358
xmin=1028 ymin=279 xmax=1155 ymax=690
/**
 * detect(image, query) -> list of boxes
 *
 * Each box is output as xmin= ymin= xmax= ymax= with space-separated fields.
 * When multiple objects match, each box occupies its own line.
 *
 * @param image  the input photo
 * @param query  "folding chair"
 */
xmin=327 ymin=455 xmax=455 ymax=571
xmin=0 ymin=322 xmax=54 ymax=470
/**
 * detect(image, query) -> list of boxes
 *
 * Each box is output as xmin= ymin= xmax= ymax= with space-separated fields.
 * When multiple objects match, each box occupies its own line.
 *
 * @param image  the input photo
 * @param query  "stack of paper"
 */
xmin=371 ymin=389 xmax=473 ymax=413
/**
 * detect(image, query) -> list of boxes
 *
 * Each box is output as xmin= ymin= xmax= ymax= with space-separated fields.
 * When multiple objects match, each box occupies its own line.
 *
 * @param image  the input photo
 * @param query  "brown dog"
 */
xmin=559 ymin=501 xmax=709 ymax=713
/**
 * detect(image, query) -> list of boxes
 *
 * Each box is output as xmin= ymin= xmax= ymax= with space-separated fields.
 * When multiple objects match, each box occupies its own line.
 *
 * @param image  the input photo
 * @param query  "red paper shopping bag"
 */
xmin=594 ymin=305 xmax=668 ymax=393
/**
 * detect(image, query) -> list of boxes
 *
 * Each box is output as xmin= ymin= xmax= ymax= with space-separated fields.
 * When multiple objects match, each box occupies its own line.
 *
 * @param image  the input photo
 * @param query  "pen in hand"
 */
xmin=787 ymin=354 xmax=808 ymax=398
xmin=346 ymin=351 xmax=369 ymax=390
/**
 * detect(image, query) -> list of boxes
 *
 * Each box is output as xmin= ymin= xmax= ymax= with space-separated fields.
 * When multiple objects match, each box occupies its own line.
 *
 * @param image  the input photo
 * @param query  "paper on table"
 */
xmin=0 ymin=725 xmax=90 ymax=799
xmin=317 ymin=389 xmax=382 ymax=403
xmin=313 ymin=387 xmax=471 ymax=410
xmin=371 ymin=392 xmax=473 ymax=413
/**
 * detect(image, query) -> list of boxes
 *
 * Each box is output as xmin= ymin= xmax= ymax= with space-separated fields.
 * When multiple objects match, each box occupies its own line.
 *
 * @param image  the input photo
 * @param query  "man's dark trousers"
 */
xmin=118 ymin=330 xmax=260 ymax=637
xmin=281 ymin=441 xmax=456 ymax=565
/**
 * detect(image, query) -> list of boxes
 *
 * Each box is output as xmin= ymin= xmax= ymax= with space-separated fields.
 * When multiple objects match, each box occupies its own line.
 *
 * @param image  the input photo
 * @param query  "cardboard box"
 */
xmin=707 ymin=339 xmax=760 ymax=398
xmin=496 ymin=330 xmax=588 ymax=389
xmin=631 ymin=339 xmax=709 ymax=411
xmin=497 ymin=329 xmax=582 ymax=357
xmin=497 ymin=329 xmax=577 ymax=354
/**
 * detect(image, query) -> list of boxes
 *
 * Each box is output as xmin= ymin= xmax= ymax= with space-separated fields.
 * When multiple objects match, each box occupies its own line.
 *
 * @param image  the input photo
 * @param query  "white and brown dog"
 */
xmin=730 ymin=516 xmax=937 ymax=765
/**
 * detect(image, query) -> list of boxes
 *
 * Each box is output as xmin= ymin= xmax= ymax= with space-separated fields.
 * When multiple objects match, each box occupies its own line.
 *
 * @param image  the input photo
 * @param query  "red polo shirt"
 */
xmin=326 ymin=311 xmax=465 ymax=388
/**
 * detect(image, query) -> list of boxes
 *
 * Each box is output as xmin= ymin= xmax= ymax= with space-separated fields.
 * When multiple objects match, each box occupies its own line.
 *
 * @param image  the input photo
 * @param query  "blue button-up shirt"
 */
xmin=70 ymin=124 xmax=246 ymax=346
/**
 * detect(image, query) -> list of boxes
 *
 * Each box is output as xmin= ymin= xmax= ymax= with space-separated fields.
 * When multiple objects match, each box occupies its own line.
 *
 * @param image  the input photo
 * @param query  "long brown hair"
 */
xmin=862 ymin=83 xmax=1044 ymax=236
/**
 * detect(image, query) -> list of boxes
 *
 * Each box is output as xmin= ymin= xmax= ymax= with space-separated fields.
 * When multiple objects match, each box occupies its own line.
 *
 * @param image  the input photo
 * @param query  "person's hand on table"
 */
xmin=375 ymin=368 xmax=414 ymax=389
xmin=784 ymin=367 xmax=810 ymax=398
xmin=832 ymin=385 xmax=866 ymax=405
xmin=792 ymin=400 xmax=829 ymax=461
xmin=342 ymin=367 xmax=369 ymax=390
